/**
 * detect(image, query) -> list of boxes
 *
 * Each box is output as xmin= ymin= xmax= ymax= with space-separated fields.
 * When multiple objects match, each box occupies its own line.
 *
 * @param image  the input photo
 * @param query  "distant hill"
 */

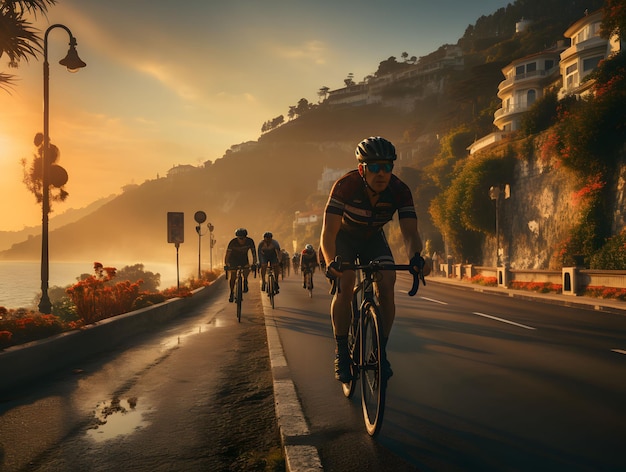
xmin=0 ymin=194 xmax=117 ymax=251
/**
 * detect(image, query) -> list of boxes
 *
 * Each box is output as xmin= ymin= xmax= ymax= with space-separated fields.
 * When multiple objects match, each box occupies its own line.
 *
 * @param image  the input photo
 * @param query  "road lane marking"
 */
xmin=612 ymin=349 xmax=626 ymax=355
xmin=472 ymin=312 xmax=536 ymax=330
xmin=421 ymin=296 xmax=448 ymax=305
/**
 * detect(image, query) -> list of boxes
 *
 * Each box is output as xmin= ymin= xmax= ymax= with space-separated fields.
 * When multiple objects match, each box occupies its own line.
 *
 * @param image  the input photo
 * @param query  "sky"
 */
xmin=0 ymin=0 xmax=512 ymax=232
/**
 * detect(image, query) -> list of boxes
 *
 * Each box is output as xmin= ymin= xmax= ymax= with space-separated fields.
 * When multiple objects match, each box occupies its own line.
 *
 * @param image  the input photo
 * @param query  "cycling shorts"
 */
xmin=335 ymin=229 xmax=394 ymax=266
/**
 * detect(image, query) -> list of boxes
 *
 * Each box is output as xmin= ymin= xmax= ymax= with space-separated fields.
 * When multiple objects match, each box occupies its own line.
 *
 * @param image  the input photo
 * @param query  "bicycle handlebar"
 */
xmin=328 ymin=257 xmax=425 ymax=296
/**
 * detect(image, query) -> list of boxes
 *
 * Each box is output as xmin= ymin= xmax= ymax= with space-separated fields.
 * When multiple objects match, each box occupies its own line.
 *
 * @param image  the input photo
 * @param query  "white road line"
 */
xmin=611 ymin=349 xmax=626 ymax=355
xmin=472 ymin=312 xmax=536 ymax=330
xmin=421 ymin=296 xmax=448 ymax=305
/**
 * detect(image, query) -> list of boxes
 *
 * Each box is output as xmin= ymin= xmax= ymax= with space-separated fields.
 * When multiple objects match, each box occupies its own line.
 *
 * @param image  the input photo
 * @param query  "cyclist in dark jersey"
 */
xmin=321 ymin=136 xmax=430 ymax=382
xmin=258 ymin=231 xmax=281 ymax=293
xmin=300 ymin=244 xmax=319 ymax=289
xmin=224 ymin=228 xmax=257 ymax=302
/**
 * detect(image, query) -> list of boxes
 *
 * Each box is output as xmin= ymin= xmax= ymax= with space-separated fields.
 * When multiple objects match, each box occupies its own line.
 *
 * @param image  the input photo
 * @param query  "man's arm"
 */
xmin=399 ymin=217 xmax=430 ymax=276
xmin=321 ymin=212 xmax=342 ymax=275
xmin=249 ymin=240 xmax=257 ymax=265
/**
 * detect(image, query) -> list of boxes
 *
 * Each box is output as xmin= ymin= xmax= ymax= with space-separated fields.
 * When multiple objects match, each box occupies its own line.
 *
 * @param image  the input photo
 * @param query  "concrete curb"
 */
xmin=0 ymin=276 xmax=225 ymax=395
xmin=262 ymin=295 xmax=323 ymax=471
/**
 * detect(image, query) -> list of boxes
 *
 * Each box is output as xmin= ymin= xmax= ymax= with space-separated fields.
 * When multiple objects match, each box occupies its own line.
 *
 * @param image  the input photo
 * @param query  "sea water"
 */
xmin=0 ymin=261 xmax=193 ymax=309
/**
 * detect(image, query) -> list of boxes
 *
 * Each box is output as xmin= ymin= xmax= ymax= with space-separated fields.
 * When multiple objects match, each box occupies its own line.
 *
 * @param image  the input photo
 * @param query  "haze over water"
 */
xmin=0 ymin=261 xmax=193 ymax=309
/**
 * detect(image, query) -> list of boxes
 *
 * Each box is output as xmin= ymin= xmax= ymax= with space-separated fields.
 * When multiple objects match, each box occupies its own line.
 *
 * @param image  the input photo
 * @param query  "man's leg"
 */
xmin=243 ymin=268 xmax=250 ymax=292
xmin=331 ymin=270 xmax=355 ymax=382
xmin=228 ymin=270 xmax=236 ymax=302
xmin=375 ymin=271 xmax=396 ymax=378
xmin=260 ymin=266 xmax=267 ymax=291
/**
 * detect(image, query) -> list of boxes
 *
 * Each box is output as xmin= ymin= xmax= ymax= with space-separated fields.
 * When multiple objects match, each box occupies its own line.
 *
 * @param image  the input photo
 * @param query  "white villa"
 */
xmin=469 ymin=9 xmax=622 ymax=155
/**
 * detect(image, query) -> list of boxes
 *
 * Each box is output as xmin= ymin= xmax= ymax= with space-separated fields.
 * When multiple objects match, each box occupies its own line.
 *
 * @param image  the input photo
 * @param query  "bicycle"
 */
xmin=227 ymin=265 xmax=254 ymax=322
xmin=329 ymin=257 xmax=424 ymax=436
xmin=303 ymin=266 xmax=315 ymax=298
xmin=262 ymin=263 xmax=279 ymax=309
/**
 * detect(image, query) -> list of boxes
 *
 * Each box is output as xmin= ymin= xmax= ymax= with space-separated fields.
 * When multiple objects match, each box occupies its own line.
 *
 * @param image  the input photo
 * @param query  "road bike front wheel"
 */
xmin=236 ymin=273 xmax=243 ymax=322
xmin=268 ymin=274 xmax=275 ymax=309
xmin=361 ymin=303 xmax=386 ymax=437
xmin=341 ymin=308 xmax=359 ymax=399
xmin=306 ymin=272 xmax=313 ymax=298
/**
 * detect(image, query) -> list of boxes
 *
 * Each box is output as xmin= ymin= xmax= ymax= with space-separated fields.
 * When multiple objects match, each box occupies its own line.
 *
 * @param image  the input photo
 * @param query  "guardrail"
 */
xmin=438 ymin=262 xmax=626 ymax=296
xmin=0 ymin=277 xmax=225 ymax=395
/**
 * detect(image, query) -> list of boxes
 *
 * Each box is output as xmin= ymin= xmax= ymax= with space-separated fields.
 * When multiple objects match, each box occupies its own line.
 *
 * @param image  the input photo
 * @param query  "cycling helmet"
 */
xmin=263 ymin=231 xmax=273 ymax=238
xmin=235 ymin=228 xmax=247 ymax=237
xmin=305 ymin=244 xmax=314 ymax=251
xmin=355 ymin=136 xmax=397 ymax=162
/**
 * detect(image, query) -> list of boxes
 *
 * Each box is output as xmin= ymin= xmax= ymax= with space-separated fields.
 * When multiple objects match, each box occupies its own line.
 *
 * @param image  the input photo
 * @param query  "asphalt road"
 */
xmin=266 ymin=271 xmax=626 ymax=471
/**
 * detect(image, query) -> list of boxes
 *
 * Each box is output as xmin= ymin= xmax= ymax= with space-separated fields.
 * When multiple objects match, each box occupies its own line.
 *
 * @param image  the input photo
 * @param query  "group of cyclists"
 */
xmin=224 ymin=136 xmax=431 ymax=385
xmin=224 ymin=229 xmax=322 ymax=301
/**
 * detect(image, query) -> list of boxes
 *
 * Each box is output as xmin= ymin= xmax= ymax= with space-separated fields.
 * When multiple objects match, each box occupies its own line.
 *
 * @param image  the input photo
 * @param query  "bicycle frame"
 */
xmin=261 ymin=262 xmax=278 ymax=309
xmin=229 ymin=265 xmax=249 ymax=322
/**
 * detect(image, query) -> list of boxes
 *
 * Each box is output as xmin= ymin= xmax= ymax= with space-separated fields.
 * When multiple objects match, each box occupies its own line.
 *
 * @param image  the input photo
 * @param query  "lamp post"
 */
xmin=489 ymin=184 xmax=510 ymax=267
xmin=194 ymin=211 xmax=208 ymax=278
xmin=208 ymin=223 xmax=215 ymax=271
xmin=39 ymin=24 xmax=86 ymax=314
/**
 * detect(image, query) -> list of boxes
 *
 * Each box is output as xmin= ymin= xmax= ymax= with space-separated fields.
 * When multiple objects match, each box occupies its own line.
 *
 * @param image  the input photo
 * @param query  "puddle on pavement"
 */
xmin=87 ymin=396 xmax=151 ymax=442
xmin=160 ymin=315 xmax=228 ymax=350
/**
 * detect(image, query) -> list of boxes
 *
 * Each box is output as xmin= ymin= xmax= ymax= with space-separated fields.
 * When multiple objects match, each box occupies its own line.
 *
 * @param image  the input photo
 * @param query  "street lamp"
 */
xmin=194 ymin=211 xmax=208 ymax=278
xmin=208 ymin=223 xmax=215 ymax=271
xmin=489 ymin=183 xmax=510 ymax=267
xmin=39 ymin=24 xmax=86 ymax=314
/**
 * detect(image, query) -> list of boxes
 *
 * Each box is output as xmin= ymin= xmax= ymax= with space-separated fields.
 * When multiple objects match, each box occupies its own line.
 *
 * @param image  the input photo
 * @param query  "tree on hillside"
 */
xmin=317 ymin=85 xmax=329 ymax=102
xmin=0 ymin=0 xmax=57 ymax=90
xmin=288 ymin=105 xmax=296 ymax=121
xmin=295 ymin=98 xmax=311 ymax=116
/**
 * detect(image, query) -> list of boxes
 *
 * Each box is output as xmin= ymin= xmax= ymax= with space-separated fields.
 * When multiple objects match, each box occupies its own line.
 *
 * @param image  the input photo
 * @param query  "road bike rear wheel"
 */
xmin=361 ymin=303 xmax=386 ymax=437
xmin=236 ymin=273 xmax=243 ymax=322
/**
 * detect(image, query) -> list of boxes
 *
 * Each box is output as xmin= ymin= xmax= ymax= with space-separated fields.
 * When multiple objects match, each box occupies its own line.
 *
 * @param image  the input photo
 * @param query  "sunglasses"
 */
xmin=364 ymin=162 xmax=394 ymax=173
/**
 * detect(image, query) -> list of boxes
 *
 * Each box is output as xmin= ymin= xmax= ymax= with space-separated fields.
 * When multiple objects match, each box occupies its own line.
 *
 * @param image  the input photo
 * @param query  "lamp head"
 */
xmin=59 ymin=37 xmax=86 ymax=72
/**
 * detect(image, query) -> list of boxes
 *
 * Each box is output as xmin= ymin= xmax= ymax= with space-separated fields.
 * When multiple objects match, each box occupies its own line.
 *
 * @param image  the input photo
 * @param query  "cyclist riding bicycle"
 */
xmin=224 ymin=228 xmax=257 ymax=303
xmin=300 ymin=244 xmax=319 ymax=289
xmin=292 ymin=253 xmax=300 ymax=274
xmin=321 ymin=136 xmax=430 ymax=382
xmin=258 ymin=231 xmax=281 ymax=293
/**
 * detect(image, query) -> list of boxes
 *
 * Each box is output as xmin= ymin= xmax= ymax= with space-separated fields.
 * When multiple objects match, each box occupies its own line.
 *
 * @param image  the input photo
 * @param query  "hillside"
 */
xmin=0 ymin=103 xmax=437 ymax=267
xmin=0 ymin=0 xmax=608 ymax=270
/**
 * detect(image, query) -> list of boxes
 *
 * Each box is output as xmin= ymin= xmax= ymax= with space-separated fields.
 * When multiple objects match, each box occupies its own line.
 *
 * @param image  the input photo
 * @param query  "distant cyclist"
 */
xmin=280 ymin=249 xmax=291 ymax=278
xmin=224 ymin=228 xmax=257 ymax=302
xmin=300 ymin=244 xmax=319 ymax=289
xmin=258 ymin=231 xmax=281 ymax=293
xmin=321 ymin=136 xmax=430 ymax=382
xmin=292 ymin=253 xmax=300 ymax=274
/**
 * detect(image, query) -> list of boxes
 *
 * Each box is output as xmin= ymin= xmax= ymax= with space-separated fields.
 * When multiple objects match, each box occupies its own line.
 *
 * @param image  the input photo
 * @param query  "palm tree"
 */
xmin=0 ymin=0 xmax=57 ymax=90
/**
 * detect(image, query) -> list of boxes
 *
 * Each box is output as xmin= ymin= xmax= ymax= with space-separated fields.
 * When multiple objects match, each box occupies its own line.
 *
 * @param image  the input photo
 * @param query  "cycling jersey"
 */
xmin=325 ymin=169 xmax=416 ymax=238
xmin=258 ymin=239 xmax=281 ymax=264
xmin=300 ymin=250 xmax=318 ymax=269
xmin=225 ymin=237 xmax=256 ymax=267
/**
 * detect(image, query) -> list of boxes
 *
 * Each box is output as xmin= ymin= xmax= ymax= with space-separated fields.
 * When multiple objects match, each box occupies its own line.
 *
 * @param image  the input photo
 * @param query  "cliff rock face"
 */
xmin=484 ymin=136 xmax=626 ymax=270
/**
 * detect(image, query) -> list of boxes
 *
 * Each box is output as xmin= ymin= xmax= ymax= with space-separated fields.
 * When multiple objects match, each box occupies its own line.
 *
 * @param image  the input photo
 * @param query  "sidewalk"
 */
xmin=426 ymin=274 xmax=626 ymax=315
